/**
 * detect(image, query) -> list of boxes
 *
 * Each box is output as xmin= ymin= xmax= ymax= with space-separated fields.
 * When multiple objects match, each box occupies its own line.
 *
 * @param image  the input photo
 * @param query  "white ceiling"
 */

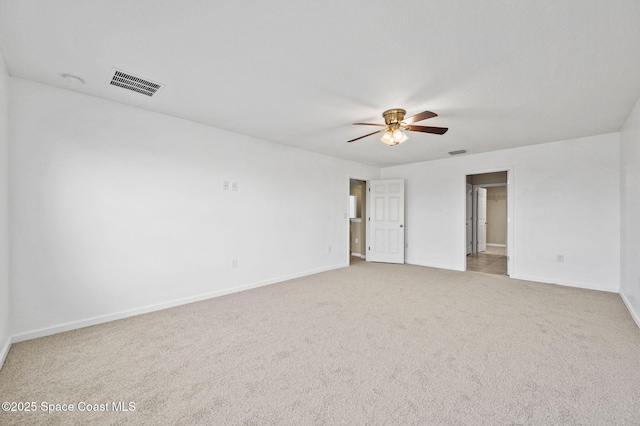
xmin=1 ymin=0 xmax=639 ymax=167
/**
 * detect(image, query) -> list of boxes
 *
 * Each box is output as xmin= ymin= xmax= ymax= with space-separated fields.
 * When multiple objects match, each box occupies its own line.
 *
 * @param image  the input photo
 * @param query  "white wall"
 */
xmin=382 ymin=134 xmax=620 ymax=292
xmin=4 ymin=75 xmax=631 ymax=342
xmin=9 ymin=78 xmax=379 ymax=338
xmin=0 ymin=53 xmax=10 ymax=363
xmin=620 ymin=96 xmax=640 ymax=326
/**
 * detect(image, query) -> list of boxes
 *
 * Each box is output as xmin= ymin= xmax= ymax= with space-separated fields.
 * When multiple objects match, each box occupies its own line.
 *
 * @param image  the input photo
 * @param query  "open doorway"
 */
xmin=349 ymin=179 xmax=367 ymax=265
xmin=466 ymin=171 xmax=508 ymax=275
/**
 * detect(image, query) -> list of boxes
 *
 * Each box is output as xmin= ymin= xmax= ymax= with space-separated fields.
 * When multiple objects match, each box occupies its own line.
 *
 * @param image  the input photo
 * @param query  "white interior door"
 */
xmin=466 ymin=183 xmax=473 ymax=255
xmin=476 ymin=187 xmax=487 ymax=253
xmin=367 ymin=179 xmax=405 ymax=264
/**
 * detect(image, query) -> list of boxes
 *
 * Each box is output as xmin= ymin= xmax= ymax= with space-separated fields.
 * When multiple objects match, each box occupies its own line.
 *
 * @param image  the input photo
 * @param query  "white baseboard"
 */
xmin=351 ymin=253 xmax=365 ymax=259
xmin=486 ymin=244 xmax=506 ymax=247
xmin=620 ymin=292 xmax=640 ymax=329
xmin=11 ymin=263 xmax=348 ymax=344
xmin=0 ymin=335 xmax=11 ymax=370
xmin=509 ymin=273 xmax=619 ymax=293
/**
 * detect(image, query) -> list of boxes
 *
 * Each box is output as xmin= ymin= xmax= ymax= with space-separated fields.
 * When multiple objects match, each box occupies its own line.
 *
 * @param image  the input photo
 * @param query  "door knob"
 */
xmin=400 ymin=224 xmax=404 ymax=228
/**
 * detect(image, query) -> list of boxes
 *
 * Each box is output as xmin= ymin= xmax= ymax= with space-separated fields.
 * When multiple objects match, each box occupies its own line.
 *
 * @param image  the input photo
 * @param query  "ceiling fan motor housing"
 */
xmin=382 ymin=109 xmax=406 ymax=125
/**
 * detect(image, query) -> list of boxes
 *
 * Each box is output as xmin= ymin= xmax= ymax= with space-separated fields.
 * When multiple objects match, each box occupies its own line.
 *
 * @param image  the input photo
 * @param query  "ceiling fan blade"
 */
xmin=353 ymin=123 xmax=385 ymax=127
xmin=406 ymin=125 xmax=448 ymax=135
xmin=347 ymin=129 xmax=385 ymax=143
xmin=404 ymin=110 xmax=437 ymax=125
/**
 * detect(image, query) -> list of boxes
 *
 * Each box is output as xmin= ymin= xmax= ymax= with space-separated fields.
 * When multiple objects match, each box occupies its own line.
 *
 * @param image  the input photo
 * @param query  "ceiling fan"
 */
xmin=347 ymin=108 xmax=448 ymax=146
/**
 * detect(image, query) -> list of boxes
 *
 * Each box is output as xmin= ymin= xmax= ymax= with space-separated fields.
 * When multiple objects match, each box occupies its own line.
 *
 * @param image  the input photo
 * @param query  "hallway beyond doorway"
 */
xmin=467 ymin=246 xmax=507 ymax=275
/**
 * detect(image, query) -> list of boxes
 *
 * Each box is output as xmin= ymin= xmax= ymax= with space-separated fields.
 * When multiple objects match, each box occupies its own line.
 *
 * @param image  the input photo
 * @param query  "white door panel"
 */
xmin=477 ymin=187 xmax=487 ymax=253
xmin=466 ymin=183 xmax=473 ymax=255
xmin=368 ymin=179 xmax=405 ymax=264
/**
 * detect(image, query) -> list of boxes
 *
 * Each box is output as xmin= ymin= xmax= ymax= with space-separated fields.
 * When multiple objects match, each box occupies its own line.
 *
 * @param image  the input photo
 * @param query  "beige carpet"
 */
xmin=1 ymin=262 xmax=639 ymax=425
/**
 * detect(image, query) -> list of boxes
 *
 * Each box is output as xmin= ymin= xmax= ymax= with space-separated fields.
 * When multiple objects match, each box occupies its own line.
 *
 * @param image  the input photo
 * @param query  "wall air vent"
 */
xmin=448 ymin=149 xmax=467 ymax=156
xmin=108 ymin=68 xmax=164 ymax=97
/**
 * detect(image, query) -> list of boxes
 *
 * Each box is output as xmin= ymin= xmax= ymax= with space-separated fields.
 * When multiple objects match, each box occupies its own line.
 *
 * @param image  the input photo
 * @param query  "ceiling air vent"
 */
xmin=109 ymin=68 xmax=164 ymax=97
xmin=448 ymin=149 xmax=467 ymax=156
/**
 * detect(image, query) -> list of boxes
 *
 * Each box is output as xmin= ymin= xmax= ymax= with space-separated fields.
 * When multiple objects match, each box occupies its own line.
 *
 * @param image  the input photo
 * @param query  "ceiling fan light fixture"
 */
xmin=380 ymin=127 xmax=408 ymax=146
xmin=393 ymin=128 xmax=408 ymax=143
xmin=381 ymin=130 xmax=395 ymax=145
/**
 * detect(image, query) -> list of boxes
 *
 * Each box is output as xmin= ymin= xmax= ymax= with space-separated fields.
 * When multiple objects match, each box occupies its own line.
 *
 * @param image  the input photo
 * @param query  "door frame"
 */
xmin=347 ymin=175 xmax=371 ymax=264
xmin=464 ymin=167 xmax=513 ymax=276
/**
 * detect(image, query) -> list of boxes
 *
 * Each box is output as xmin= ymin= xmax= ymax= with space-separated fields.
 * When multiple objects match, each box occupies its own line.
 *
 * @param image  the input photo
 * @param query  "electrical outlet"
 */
xmin=232 ymin=258 xmax=238 ymax=268
xmin=556 ymin=254 xmax=564 ymax=263
xmin=223 ymin=181 xmax=229 ymax=190
xmin=232 ymin=182 xmax=238 ymax=191
xmin=355 ymin=237 xmax=359 ymax=244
